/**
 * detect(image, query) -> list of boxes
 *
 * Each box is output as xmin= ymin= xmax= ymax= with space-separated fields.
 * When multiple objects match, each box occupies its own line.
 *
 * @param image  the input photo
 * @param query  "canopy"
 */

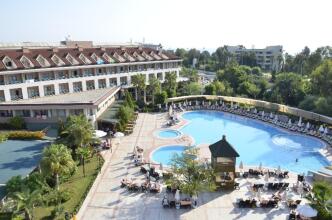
xmin=175 ymin=189 xmax=180 ymax=201
xmin=209 ymin=135 xmax=240 ymax=158
xmin=296 ymin=205 xmax=317 ymax=218
xmin=239 ymin=161 xmax=244 ymax=170
xmin=95 ymin=130 xmax=107 ymax=138
xmin=298 ymin=117 xmax=302 ymax=127
xmin=306 ymin=122 xmax=310 ymax=129
xmin=288 ymin=119 xmax=292 ymax=126
xmin=114 ymin=132 xmax=124 ymax=138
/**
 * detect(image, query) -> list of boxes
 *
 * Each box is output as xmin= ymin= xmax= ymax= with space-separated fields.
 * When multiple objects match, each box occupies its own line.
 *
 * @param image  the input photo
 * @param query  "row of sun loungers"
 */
xmin=171 ymin=102 xmax=332 ymax=146
xmin=237 ymin=198 xmax=279 ymax=208
xmin=121 ymin=178 xmax=161 ymax=193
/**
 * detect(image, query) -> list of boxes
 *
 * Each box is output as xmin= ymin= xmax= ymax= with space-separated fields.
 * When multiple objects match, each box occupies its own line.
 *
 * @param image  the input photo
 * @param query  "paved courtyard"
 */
xmin=78 ymin=113 xmax=307 ymax=220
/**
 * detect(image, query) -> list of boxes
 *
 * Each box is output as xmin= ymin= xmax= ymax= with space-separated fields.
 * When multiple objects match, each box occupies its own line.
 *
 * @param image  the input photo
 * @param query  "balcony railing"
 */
xmin=10 ymin=95 xmax=23 ymax=101
xmin=59 ymin=89 xmax=69 ymax=94
xmin=45 ymin=91 xmax=55 ymax=96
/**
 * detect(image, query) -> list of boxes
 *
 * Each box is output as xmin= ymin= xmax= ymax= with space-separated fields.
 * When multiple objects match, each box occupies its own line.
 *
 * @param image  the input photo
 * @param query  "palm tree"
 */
xmin=131 ymin=74 xmax=147 ymax=103
xmin=77 ymin=147 xmax=91 ymax=177
xmin=306 ymin=181 xmax=332 ymax=216
xmin=164 ymin=72 xmax=177 ymax=98
xmin=12 ymin=188 xmax=43 ymax=220
xmin=40 ymin=144 xmax=76 ymax=190
xmin=148 ymin=75 xmax=161 ymax=105
xmin=59 ymin=114 xmax=95 ymax=158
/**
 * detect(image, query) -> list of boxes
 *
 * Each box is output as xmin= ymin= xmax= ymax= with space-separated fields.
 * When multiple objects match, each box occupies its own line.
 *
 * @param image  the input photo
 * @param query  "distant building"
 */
xmin=0 ymin=40 xmax=181 ymax=127
xmin=226 ymin=45 xmax=283 ymax=72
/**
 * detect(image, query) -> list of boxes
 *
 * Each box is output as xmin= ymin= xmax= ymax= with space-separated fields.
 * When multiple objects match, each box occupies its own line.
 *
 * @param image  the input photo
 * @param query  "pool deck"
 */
xmin=78 ymin=112 xmax=314 ymax=220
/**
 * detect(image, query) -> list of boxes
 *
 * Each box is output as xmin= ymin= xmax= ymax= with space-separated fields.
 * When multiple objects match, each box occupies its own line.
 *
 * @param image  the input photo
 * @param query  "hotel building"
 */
xmin=226 ymin=45 xmax=283 ymax=71
xmin=0 ymin=41 xmax=181 ymax=128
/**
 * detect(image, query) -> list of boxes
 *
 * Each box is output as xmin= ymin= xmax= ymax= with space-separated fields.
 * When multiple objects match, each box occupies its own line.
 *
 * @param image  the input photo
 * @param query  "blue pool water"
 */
xmin=152 ymin=111 xmax=329 ymax=173
xmin=152 ymin=145 xmax=186 ymax=165
xmin=158 ymin=129 xmax=181 ymax=138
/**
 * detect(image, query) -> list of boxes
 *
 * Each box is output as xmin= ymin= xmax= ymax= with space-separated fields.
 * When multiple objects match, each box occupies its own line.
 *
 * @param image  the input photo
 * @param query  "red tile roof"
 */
xmin=0 ymin=46 xmax=180 ymax=72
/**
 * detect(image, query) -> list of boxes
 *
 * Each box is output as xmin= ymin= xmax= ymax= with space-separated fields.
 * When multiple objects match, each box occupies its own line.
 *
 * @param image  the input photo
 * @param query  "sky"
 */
xmin=0 ymin=0 xmax=331 ymax=54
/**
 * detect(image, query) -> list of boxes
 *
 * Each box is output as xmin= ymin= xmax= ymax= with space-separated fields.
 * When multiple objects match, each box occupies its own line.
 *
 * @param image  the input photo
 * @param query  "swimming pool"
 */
xmin=153 ymin=111 xmax=329 ymax=173
xmin=151 ymin=145 xmax=186 ymax=165
xmin=157 ymin=129 xmax=181 ymax=138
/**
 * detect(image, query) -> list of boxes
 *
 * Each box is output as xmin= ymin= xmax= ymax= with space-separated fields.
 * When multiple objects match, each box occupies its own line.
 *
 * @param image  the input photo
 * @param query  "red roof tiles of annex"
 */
xmin=0 ymin=46 xmax=180 ymax=72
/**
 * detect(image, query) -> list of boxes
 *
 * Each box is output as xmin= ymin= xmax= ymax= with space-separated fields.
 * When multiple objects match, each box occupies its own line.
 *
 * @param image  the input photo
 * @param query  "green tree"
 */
xmin=11 ymin=188 xmax=43 ymax=220
xmin=164 ymin=72 xmax=178 ymax=97
xmin=214 ymin=46 xmax=232 ymax=69
xmin=167 ymin=148 xmax=216 ymax=198
xmin=123 ymin=90 xmax=135 ymax=109
xmin=40 ymin=144 xmax=76 ymax=190
xmin=59 ymin=115 xmax=95 ymax=158
xmin=311 ymin=59 xmax=332 ymax=97
xmin=238 ymin=81 xmax=260 ymax=98
xmin=131 ymin=73 xmax=147 ymax=103
xmin=183 ymin=82 xmax=201 ymax=95
xmin=204 ymin=84 xmax=216 ymax=95
xmin=148 ymin=75 xmax=161 ymax=105
xmin=306 ymin=181 xmax=332 ymax=220
xmin=77 ymin=147 xmax=91 ymax=177
xmin=270 ymin=72 xmax=305 ymax=106
xmin=155 ymin=91 xmax=168 ymax=105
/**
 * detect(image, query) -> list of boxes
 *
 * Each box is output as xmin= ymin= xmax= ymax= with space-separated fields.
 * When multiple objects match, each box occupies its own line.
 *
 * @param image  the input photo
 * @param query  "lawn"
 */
xmin=34 ymin=155 xmax=103 ymax=220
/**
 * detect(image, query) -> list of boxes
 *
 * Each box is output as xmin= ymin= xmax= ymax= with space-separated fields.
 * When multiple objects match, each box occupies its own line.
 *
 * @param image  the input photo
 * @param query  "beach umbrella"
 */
xmin=264 ymin=173 xmax=269 ymax=182
xmin=298 ymin=117 xmax=302 ymax=127
xmin=114 ymin=132 xmax=124 ymax=138
xmin=282 ymin=190 xmax=287 ymax=201
xmin=254 ymin=108 xmax=257 ymax=114
xmin=247 ymin=107 xmax=250 ymax=112
xmin=270 ymin=112 xmax=273 ymax=118
xmin=222 ymin=102 xmax=225 ymax=107
xmin=175 ymin=189 xmax=180 ymax=202
xmin=256 ymin=188 xmax=261 ymax=199
xmin=274 ymin=115 xmax=278 ymax=121
xmin=258 ymin=162 xmax=262 ymax=170
xmin=219 ymin=100 xmax=223 ymax=105
xmin=261 ymin=111 xmax=265 ymax=117
xmin=196 ymin=100 xmax=199 ymax=106
xmin=231 ymin=102 xmax=233 ymax=108
xmin=202 ymin=100 xmax=205 ymax=106
xmin=306 ymin=122 xmax=310 ymax=129
xmin=239 ymin=161 xmax=244 ymax=170
xmin=277 ymin=165 xmax=281 ymax=174
xmin=296 ymin=205 xmax=318 ymax=218
xmin=208 ymin=101 xmax=211 ymax=106
xmin=324 ymin=127 xmax=328 ymax=135
xmin=95 ymin=130 xmax=107 ymax=138
xmin=288 ymin=119 xmax=292 ymax=126
xmin=319 ymin=125 xmax=324 ymax=133
xmin=169 ymin=105 xmax=173 ymax=115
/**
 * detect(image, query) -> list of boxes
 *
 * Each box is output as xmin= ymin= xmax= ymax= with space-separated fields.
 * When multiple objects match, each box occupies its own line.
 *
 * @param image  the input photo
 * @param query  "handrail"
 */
xmin=167 ymin=95 xmax=332 ymax=125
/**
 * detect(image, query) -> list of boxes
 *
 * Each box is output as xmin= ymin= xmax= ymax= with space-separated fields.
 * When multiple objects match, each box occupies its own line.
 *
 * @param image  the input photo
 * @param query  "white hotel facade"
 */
xmin=0 ymin=41 xmax=181 ymax=127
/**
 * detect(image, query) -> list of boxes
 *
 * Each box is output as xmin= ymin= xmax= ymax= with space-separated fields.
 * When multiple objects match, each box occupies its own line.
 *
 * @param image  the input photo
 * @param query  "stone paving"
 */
xmin=78 ymin=113 xmax=308 ymax=220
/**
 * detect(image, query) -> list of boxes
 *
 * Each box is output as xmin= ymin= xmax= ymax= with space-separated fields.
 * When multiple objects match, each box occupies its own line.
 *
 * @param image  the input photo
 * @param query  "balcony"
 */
xmin=10 ymin=88 xmax=23 ymax=101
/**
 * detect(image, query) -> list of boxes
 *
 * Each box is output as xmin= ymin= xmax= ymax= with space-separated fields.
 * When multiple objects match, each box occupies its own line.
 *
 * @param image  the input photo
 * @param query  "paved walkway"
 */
xmin=78 ymin=113 xmax=307 ymax=220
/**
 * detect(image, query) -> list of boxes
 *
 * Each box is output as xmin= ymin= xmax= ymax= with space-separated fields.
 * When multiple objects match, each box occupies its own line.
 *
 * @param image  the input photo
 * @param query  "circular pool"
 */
xmin=157 ymin=129 xmax=181 ymax=138
xmin=151 ymin=145 xmax=186 ymax=165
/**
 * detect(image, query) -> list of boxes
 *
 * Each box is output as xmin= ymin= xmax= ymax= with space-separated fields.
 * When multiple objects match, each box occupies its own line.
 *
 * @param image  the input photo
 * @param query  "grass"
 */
xmin=34 ymin=155 xmax=103 ymax=220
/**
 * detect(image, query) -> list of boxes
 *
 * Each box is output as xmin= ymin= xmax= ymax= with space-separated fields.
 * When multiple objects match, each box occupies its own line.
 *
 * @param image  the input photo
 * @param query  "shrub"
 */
xmin=7 ymin=131 xmax=45 ymax=140
xmin=0 ymin=132 xmax=8 ymax=143
xmin=5 ymin=175 xmax=25 ymax=194
xmin=8 ymin=116 xmax=25 ymax=130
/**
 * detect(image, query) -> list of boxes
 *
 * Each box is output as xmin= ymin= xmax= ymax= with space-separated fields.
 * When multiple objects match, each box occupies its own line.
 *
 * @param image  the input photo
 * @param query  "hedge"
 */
xmin=7 ymin=131 xmax=45 ymax=140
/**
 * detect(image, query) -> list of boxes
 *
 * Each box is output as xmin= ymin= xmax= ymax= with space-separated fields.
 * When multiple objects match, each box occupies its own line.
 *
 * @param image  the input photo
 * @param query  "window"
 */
xmin=123 ymin=52 xmax=135 ymax=62
xmin=36 ymin=55 xmax=50 ymax=67
xmin=79 ymin=53 xmax=92 ymax=64
xmin=102 ymin=53 xmax=115 ymax=63
xmin=20 ymin=56 xmax=34 ymax=68
xmin=2 ymin=56 xmax=17 ymax=69
xmin=132 ymin=52 xmax=145 ymax=61
xmin=112 ymin=52 xmax=126 ymax=62
xmin=141 ymin=52 xmax=153 ymax=61
xmin=51 ymin=54 xmax=65 ymax=66
xmin=66 ymin=53 xmax=79 ymax=65
xmin=90 ymin=53 xmax=100 ymax=62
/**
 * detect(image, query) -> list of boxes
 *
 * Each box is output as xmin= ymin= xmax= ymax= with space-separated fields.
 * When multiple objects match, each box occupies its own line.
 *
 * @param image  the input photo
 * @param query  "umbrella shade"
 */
xmin=169 ymin=105 xmax=173 ymax=115
xmin=298 ymin=117 xmax=302 ymax=127
xmin=264 ymin=174 xmax=269 ymax=182
xmin=95 ymin=130 xmax=107 ymax=138
xmin=277 ymin=166 xmax=281 ymax=173
xmin=175 ymin=190 xmax=180 ymax=201
xmin=274 ymin=115 xmax=278 ymax=120
xmin=270 ymin=112 xmax=273 ymax=118
xmin=114 ymin=132 xmax=124 ymax=138
xmin=296 ymin=205 xmax=318 ymax=218
xmin=324 ymin=127 xmax=328 ymax=135
xmin=262 ymin=111 xmax=265 ymax=117
xmin=239 ymin=161 xmax=244 ymax=170
xmin=258 ymin=162 xmax=262 ymax=170
xmin=288 ymin=119 xmax=292 ymax=126
xmin=319 ymin=125 xmax=324 ymax=132
xmin=306 ymin=122 xmax=310 ymax=129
